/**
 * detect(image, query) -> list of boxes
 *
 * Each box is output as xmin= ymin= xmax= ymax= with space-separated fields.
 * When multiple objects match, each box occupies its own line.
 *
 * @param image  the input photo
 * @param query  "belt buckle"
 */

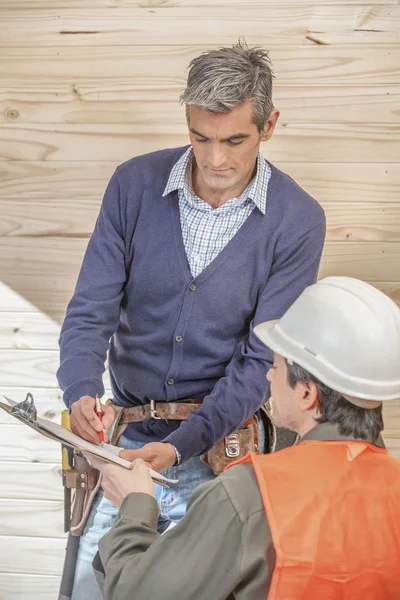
xmin=150 ymin=399 xmax=161 ymax=420
xmin=225 ymin=433 xmax=240 ymax=458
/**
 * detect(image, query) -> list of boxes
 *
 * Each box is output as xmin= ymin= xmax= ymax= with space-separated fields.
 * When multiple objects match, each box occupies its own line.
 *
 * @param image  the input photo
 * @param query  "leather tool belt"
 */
xmin=115 ymin=399 xmax=261 ymax=476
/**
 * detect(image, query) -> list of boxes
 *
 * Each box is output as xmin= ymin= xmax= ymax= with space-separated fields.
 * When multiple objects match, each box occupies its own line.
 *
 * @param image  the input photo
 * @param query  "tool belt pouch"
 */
xmin=200 ymin=415 xmax=260 ymax=475
xmin=63 ymin=453 xmax=99 ymax=537
xmin=63 ymin=403 xmax=127 ymax=536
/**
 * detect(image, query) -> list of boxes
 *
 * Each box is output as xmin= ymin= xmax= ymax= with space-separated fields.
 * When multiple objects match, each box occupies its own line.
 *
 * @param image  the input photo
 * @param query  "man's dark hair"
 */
xmin=286 ymin=360 xmax=383 ymax=442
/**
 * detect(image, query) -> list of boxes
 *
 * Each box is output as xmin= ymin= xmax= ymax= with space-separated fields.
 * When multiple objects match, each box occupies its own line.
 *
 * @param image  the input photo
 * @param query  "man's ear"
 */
xmin=260 ymin=109 xmax=280 ymax=142
xmin=300 ymin=381 xmax=319 ymax=411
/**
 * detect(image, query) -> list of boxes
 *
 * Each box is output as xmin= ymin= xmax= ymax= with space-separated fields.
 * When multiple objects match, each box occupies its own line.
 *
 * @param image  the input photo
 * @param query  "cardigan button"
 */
xmin=189 ymin=283 xmax=197 ymax=291
xmin=167 ymin=378 xmax=175 ymax=385
xmin=175 ymin=335 xmax=183 ymax=343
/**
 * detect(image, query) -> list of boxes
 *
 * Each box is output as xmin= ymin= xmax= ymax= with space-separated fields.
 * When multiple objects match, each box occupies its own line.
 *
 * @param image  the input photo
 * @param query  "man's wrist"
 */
xmin=171 ymin=444 xmax=181 ymax=465
xmin=163 ymin=442 xmax=181 ymax=465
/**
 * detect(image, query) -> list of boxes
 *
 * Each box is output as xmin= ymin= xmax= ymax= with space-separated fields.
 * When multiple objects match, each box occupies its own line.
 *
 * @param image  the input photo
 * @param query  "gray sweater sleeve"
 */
xmin=93 ymin=464 xmax=274 ymax=600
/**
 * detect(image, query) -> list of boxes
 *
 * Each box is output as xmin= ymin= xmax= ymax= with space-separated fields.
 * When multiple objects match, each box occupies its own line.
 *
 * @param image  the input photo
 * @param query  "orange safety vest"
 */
xmin=229 ymin=441 xmax=400 ymax=599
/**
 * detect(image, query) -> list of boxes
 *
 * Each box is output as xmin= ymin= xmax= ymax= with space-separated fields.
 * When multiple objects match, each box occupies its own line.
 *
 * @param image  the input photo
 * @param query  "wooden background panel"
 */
xmin=383 ymin=400 xmax=400 ymax=438
xmin=1 ymin=123 xmax=399 ymax=162
xmin=0 ymin=536 xmax=64 ymax=575
xmin=0 ymin=387 xmax=64 ymax=423
xmin=1 ymin=46 xmax=399 ymax=85
xmin=0 ymin=463 xmax=63 ymax=500
xmin=319 ymin=242 xmax=400 ymax=281
xmin=0 ymin=574 xmax=61 ymax=600
xmin=0 ymin=499 xmax=65 ymax=538
xmin=324 ymin=203 xmax=400 ymax=242
xmin=382 ymin=437 xmax=400 ymax=459
xmin=0 ymin=387 xmax=112 ymax=424
xmin=0 ymin=350 xmax=59 ymax=387
xmin=0 ymin=312 xmax=62 ymax=349
xmin=0 ymin=275 xmax=77 ymax=319
xmin=2 ymin=198 xmax=400 ymax=242
xmin=0 ymin=198 xmax=98 ymax=238
xmin=0 ymin=348 xmax=111 ymax=388
xmin=2 ymin=162 xmax=400 ymax=204
xmin=2 ymin=84 xmax=399 ymax=125
xmin=4 ymin=0 xmax=399 ymax=7
xmin=0 ymin=6 xmax=398 ymax=46
xmin=0 ymin=424 xmax=63 ymax=463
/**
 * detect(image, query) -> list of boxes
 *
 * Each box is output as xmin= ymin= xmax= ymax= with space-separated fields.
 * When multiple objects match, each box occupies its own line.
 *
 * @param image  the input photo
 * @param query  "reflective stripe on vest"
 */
xmin=229 ymin=442 xmax=400 ymax=599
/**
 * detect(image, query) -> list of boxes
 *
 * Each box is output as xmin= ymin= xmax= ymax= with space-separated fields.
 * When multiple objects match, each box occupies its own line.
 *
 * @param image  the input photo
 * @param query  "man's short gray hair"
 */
xmin=180 ymin=40 xmax=274 ymax=132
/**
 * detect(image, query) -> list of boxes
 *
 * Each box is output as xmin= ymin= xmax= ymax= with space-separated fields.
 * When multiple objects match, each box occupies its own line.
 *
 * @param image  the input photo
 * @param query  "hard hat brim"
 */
xmin=254 ymin=320 xmax=400 ymax=403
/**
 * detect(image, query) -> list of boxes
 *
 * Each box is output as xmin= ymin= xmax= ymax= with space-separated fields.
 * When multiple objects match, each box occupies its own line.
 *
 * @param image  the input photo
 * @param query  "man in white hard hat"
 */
xmin=88 ymin=277 xmax=400 ymax=600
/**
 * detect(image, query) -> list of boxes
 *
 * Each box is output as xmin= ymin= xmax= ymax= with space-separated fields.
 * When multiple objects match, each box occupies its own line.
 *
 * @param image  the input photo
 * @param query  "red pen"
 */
xmin=95 ymin=394 xmax=104 ymax=446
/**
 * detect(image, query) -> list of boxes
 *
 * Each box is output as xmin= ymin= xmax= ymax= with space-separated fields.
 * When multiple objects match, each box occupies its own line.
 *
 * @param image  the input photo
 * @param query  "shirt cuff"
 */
xmin=116 ymin=492 xmax=159 ymax=528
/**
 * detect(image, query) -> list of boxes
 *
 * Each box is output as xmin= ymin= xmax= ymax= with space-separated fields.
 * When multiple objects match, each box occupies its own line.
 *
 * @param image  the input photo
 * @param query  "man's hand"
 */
xmin=120 ymin=442 xmax=177 ymax=473
xmin=70 ymin=395 xmax=115 ymax=444
xmin=85 ymin=455 xmax=154 ymax=508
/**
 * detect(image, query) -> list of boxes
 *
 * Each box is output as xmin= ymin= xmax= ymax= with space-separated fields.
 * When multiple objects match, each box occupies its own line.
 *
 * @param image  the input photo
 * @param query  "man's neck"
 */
xmin=191 ymin=162 xmax=256 ymax=209
xmin=294 ymin=413 xmax=319 ymax=439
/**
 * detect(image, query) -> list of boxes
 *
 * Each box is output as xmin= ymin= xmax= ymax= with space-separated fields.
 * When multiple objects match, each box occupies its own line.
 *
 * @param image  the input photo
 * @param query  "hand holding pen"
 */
xmin=69 ymin=395 xmax=115 ymax=444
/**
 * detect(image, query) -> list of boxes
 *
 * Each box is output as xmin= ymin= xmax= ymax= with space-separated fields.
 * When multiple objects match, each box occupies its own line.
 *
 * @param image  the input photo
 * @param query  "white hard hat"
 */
xmin=254 ymin=277 xmax=400 ymax=407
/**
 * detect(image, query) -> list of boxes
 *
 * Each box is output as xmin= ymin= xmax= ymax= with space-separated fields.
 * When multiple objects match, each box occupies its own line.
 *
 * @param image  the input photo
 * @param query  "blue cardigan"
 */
xmin=58 ymin=146 xmax=326 ymax=462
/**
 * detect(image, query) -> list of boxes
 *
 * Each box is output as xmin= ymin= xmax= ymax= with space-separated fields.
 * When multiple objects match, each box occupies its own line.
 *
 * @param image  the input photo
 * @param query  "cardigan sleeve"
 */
xmin=57 ymin=170 xmax=127 ymax=408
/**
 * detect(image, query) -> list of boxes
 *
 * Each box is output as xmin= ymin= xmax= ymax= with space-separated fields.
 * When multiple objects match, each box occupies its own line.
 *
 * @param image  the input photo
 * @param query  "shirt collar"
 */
xmin=300 ymin=422 xmax=385 ymax=448
xmin=162 ymin=146 xmax=269 ymax=215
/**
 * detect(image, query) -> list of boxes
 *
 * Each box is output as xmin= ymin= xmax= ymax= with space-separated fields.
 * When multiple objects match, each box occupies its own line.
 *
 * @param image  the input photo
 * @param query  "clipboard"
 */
xmin=0 ymin=393 xmax=178 ymax=488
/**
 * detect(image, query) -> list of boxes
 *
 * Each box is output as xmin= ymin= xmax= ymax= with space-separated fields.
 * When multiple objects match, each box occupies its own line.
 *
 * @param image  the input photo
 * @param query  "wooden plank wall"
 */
xmin=0 ymin=1 xmax=399 ymax=597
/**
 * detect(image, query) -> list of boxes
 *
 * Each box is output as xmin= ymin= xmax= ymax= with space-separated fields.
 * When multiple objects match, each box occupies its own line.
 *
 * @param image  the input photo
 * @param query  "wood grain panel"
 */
xmin=0 ymin=463 xmax=63 ymax=500
xmin=0 ymin=350 xmax=59 ymax=387
xmin=0 ymin=387 xmax=64 ymax=423
xmin=2 ymin=162 xmax=400 ymax=204
xmin=1 ymin=199 xmax=400 ymax=242
xmin=1 ymin=123 xmax=399 ymax=162
xmin=0 ymin=499 xmax=65 ymax=538
xmin=0 ymin=535 xmax=64 ymax=575
xmin=319 ymin=242 xmax=400 ymax=281
xmin=0 ymin=348 xmax=111 ymax=388
xmin=0 ymin=312 xmax=61 ymax=349
xmin=0 ymin=6 xmax=398 ymax=46
xmin=324 ymin=203 xmax=400 ymax=242
xmin=0 ymin=238 xmax=88 ymax=276
xmin=0 ymin=573 xmax=61 ymax=600
xmin=382 ymin=437 xmax=400 ymax=459
xmin=0 ymin=46 xmax=398 ymax=85
xmin=0 ymin=424 xmax=62 ymax=463
xmin=3 ymin=1 xmax=398 ymax=7
xmin=2 ymin=84 xmax=399 ymax=125
xmin=0 ymin=275 xmax=77 ymax=320
xmin=0 ymin=198 xmax=98 ymax=238
xmin=383 ymin=400 xmax=400 ymax=438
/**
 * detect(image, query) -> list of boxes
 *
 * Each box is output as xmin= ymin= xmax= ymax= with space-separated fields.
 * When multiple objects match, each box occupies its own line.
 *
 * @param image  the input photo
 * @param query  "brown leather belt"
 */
xmin=119 ymin=399 xmax=202 ymax=424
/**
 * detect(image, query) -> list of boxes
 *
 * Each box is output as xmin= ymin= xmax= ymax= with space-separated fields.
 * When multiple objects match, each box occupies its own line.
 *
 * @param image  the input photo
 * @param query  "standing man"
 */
xmin=57 ymin=41 xmax=325 ymax=598
xmin=90 ymin=277 xmax=400 ymax=600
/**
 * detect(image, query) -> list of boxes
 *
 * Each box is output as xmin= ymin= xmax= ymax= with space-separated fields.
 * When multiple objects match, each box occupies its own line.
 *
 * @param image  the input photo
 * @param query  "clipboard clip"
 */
xmin=10 ymin=392 xmax=37 ymax=422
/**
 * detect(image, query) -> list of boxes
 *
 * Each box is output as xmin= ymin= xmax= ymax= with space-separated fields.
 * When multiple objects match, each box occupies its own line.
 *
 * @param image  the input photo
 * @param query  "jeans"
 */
xmin=71 ymin=435 xmax=217 ymax=600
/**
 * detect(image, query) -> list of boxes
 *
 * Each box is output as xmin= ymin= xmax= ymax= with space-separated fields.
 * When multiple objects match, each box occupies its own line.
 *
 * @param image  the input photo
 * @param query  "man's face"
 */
xmin=187 ymin=101 xmax=278 ymax=197
xmin=266 ymin=354 xmax=301 ymax=431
